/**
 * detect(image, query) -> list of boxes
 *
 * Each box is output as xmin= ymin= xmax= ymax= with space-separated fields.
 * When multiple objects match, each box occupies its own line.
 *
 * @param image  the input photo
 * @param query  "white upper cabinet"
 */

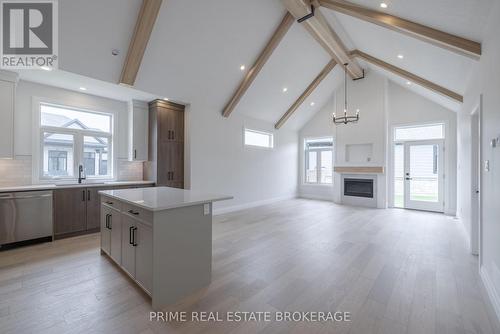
xmin=128 ymin=100 xmax=149 ymax=162
xmin=0 ymin=71 xmax=18 ymax=159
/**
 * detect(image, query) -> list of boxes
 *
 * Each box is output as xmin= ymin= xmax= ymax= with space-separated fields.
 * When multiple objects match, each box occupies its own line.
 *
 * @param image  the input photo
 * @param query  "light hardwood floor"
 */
xmin=0 ymin=199 xmax=499 ymax=334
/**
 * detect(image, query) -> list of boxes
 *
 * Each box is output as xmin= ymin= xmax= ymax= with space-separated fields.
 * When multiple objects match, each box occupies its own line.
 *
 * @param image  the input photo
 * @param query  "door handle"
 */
xmin=108 ymin=214 xmax=112 ymax=230
xmin=87 ymin=190 xmax=91 ymax=201
xmin=129 ymin=226 xmax=133 ymax=245
xmin=105 ymin=214 xmax=110 ymax=229
xmin=128 ymin=210 xmax=139 ymax=216
xmin=134 ymin=149 xmax=137 ymax=159
xmin=132 ymin=227 xmax=138 ymax=247
xmin=405 ymin=177 xmax=412 ymax=180
xmin=82 ymin=190 xmax=86 ymax=201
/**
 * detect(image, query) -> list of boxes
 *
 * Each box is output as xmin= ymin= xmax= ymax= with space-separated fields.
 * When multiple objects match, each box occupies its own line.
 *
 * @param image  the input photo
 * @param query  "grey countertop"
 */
xmin=0 ymin=181 xmax=155 ymax=193
xmin=99 ymin=187 xmax=233 ymax=211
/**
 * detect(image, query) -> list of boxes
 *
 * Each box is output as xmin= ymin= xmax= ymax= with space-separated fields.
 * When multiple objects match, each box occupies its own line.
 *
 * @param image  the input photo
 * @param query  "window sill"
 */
xmin=302 ymin=183 xmax=334 ymax=187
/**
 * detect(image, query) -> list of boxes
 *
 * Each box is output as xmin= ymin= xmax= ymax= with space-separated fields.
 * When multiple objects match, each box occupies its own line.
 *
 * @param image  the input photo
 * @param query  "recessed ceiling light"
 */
xmin=310 ymin=102 xmax=315 ymax=106
xmin=79 ymin=87 xmax=87 ymax=91
xmin=397 ymin=54 xmax=404 ymax=59
xmin=163 ymin=97 xmax=169 ymax=101
xmin=282 ymin=87 xmax=288 ymax=93
xmin=380 ymin=2 xmax=388 ymax=8
xmin=406 ymin=81 xmax=412 ymax=85
xmin=40 ymin=66 xmax=51 ymax=71
xmin=240 ymin=65 xmax=246 ymax=71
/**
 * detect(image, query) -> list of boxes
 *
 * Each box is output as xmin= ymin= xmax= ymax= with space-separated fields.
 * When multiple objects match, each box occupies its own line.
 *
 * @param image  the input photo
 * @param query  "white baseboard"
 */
xmin=299 ymin=193 xmax=333 ymax=201
xmin=480 ymin=266 xmax=500 ymax=326
xmin=213 ymin=195 xmax=297 ymax=215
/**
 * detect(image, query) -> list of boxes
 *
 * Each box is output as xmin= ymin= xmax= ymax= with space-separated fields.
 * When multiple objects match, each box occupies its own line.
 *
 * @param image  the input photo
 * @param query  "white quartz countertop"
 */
xmin=99 ymin=187 xmax=233 ymax=211
xmin=0 ymin=181 xmax=155 ymax=193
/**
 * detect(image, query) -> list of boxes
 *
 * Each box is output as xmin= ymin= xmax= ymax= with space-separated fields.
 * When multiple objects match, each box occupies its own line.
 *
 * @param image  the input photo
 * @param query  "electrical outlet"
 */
xmin=484 ymin=160 xmax=490 ymax=172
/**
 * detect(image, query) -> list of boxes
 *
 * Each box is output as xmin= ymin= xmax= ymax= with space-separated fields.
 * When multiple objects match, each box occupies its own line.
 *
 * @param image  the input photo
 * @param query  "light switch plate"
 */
xmin=484 ymin=160 xmax=490 ymax=172
xmin=203 ymin=203 xmax=210 ymax=215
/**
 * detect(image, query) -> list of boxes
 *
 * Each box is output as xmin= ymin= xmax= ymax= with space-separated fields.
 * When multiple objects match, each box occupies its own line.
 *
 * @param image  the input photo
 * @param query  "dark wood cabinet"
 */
xmin=86 ymin=187 xmax=102 ymax=231
xmin=53 ymin=188 xmax=87 ymax=235
xmin=149 ymin=100 xmax=185 ymax=188
xmin=54 ymin=184 xmax=153 ymax=239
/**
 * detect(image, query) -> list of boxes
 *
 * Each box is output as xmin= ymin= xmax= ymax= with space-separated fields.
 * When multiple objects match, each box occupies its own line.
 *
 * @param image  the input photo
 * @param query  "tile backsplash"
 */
xmin=0 ymin=156 xmax=32 ymax=186
xmin=0 ymin=157 xmax=144 ymax=187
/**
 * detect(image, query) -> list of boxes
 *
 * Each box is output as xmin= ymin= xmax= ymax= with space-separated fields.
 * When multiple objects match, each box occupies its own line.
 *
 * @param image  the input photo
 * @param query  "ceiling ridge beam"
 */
xmin=282 ymin=0 xmax=363 ymax=79
xmin=350 ymin=49 xmax=463 ymax=102
xmin=275 ymin=59 xmax=337 ymax=129
xmin=120 ymin=0 xmax=163 ymax=86
xmin=222 ymin=12 xmax=295 ymax=118
xmin=319 ymin=0 xmax=481 ymax=59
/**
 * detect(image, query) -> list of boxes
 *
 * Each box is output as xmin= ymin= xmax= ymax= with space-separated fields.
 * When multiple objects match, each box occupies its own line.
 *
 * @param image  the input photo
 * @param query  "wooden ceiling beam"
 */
xmin=319 ymin=0 xmax=481 ymax=59
xmin=222 ymin=13 xmax=295 ymax=118
xmin=120 ymin=0 xmax=163 ymax=86
xmin=350 ymin=49 xmax=463 ymax=102
xmin=281 ymin=0 xmax=363 ymax=79
xmin=275 ymin=59 xmax=337 ymax=129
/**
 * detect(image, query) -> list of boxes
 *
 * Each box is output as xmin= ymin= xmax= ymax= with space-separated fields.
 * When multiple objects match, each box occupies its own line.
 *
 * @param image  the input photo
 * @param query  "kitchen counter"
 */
xmin=99 ymin=187 xmax=232 ymax=309
xmin=99 ymin=186 xmax=232 ymax=212
xmin=0 ymin=181 xmax=155 ymax=193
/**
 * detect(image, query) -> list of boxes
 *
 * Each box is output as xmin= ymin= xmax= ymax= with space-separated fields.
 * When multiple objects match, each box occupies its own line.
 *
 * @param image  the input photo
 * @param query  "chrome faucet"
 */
xmin=78 ymin=165 xmax=86 ymax=184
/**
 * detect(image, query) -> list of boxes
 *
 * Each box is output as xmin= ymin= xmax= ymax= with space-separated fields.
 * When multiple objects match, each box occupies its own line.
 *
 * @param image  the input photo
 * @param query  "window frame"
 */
xmin=393 ymin=122 xmax=445 ymax=142
xmin=33 ymin=99 xmax=115 ymax=183
xmin=304 ymin=137 xmax=334 ymax=185
xmin=243 ymin=128 xmax=274 ymax=149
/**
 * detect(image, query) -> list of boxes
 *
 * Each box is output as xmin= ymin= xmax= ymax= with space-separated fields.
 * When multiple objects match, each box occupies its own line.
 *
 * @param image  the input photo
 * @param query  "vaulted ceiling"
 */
xmin=38 ymin=0 xmax=496 ymax=130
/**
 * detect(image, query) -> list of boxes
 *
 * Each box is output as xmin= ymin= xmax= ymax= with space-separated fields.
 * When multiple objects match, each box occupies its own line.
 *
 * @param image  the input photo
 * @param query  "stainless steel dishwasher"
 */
xmin=0 ymin=191 xmax=53 ymax=249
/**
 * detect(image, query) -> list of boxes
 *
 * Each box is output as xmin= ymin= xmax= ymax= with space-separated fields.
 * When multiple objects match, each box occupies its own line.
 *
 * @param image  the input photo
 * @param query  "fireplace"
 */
xmin=344 ymin=178 xmax=374 ymax=198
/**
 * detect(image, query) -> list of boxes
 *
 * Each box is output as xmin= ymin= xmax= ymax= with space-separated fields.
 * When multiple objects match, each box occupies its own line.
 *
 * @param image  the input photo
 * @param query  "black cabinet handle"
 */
xmin=134 ymin=149 xmax=137 ymax=159
xmin=132 ymin=227 xmax=138 ymax=247
xmin=108 ymin=215 xmax=112 ymax=230
xmin=129 ymin=226 xmax=133 ymax=245
xmin=82 ymin=190 xmax=86 ymax=201
xmin=128 ymin=210 xmax=139 ymax=216
xmin=105 ymin=214 xmax=109 ymax=229
xmin=87 ymin=190 xmax=91 ymax=201
xmin=105 ymin=201 xmax=113 ymax=205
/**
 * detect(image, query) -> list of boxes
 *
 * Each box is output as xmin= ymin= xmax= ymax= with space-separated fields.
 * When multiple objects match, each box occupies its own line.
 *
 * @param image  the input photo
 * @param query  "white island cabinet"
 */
xmin=99 ymin=187 xmax=232 ymax=310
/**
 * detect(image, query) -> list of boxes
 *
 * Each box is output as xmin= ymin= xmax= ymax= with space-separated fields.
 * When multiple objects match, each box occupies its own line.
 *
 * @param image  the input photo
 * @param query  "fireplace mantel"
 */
xmin=334 ymin=166 xmax=384 ymax=174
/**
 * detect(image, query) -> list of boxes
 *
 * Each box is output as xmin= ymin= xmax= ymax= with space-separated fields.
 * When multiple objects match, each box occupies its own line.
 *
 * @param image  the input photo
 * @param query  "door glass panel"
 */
xmin=409 ymin=144 xmax=439 ymax=202
xmin=394 ymin=144 xmax=404 ymax=207
xmin=306 ymin=151 xmax=317 ymax=183
xmin=320 ymin=151 xmax=333 ymax=184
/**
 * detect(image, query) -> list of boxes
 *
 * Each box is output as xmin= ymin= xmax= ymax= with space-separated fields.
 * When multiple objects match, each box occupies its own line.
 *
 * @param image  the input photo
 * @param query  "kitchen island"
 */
xmin=98 ymin=186 xmax=232 ymax=310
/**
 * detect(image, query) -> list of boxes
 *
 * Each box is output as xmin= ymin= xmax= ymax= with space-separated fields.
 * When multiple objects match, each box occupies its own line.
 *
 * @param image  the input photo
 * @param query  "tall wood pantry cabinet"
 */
xmin=148 ymin=100 xmax=185 ymax=189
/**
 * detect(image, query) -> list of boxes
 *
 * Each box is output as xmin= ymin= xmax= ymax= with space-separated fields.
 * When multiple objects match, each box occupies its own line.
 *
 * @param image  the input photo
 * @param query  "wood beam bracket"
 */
xmin=297 ymin=5 xmax=315 ymax=23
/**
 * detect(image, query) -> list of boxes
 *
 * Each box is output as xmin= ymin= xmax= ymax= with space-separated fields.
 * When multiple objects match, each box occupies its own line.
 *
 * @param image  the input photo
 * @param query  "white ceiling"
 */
xmin=32 ymin=0 xmax=496 ymax=128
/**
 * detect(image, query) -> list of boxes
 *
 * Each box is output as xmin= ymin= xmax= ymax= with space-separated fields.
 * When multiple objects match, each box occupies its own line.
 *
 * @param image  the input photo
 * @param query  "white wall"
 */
xmin=187 ymin=102 xmax=299 ymax=214
xmin=457 ymin=0 xmax=500 ymax=320
xmin=298 ymin=97 xmax=336 ymax=201
xmin=333 ymin=71 xmax=388 ymax=208
xmin=388 ymin=82 xmax=457 ymax=215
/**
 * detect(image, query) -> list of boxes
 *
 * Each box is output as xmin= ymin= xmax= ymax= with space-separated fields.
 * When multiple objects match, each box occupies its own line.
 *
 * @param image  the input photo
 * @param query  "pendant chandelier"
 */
xmin=333 ymin=63 xmax=359 ymax=125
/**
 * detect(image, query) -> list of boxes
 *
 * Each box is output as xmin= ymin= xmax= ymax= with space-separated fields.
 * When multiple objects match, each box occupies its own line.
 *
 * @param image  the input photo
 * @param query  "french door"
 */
xmin=395 ymin=140 xmax=444 ymax=212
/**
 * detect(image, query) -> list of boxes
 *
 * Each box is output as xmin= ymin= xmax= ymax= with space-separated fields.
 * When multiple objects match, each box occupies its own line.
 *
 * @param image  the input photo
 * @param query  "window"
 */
xmin=244 ymin=129 xmax=273 ymax=148
xmin=394 ymin=123 xmax=444 ymax=141
xmin=48 ymin=150 xmax=68 ymax=176
xmin=39 ymin=103 xmax=113 ymax=180
xmin=305 ymin=138 xmax=333 ymax=184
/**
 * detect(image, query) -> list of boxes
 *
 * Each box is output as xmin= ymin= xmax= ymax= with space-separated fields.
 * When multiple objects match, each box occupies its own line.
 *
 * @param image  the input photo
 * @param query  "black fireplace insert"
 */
xmin=344 ymin=178 xmax=374 ymax=198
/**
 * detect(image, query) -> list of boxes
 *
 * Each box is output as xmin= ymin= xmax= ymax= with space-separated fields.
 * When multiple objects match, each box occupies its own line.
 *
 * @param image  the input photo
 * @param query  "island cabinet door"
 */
xmin=100 ymin=206 xmax=111 ymax=255
xmin=135 ymin=222 xmax=153 ymax=294
xmin=121 ymin=215 xmax=136 ymax=277
xmin=109 ymin=209 xmax=122 ymax=264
